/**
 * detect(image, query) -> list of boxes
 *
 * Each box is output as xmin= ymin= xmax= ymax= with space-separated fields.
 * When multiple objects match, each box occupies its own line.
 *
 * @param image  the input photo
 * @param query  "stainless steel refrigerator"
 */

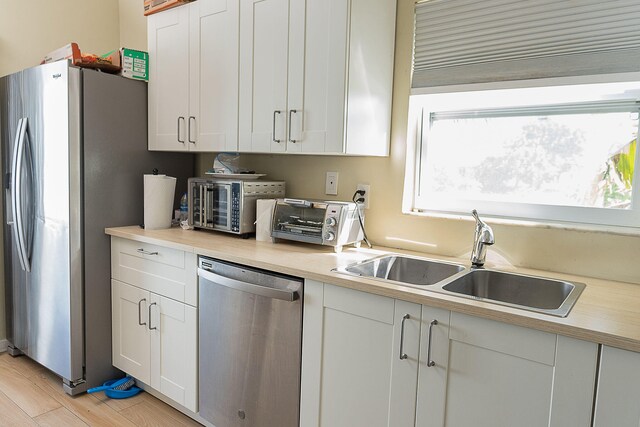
xmin=0 ymin=61 xmax=194 ymax=394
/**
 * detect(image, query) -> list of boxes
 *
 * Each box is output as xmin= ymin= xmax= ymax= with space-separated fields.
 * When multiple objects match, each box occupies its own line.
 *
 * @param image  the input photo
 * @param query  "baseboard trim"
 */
xmin=0 ymin=339 xmax=8 ymax=353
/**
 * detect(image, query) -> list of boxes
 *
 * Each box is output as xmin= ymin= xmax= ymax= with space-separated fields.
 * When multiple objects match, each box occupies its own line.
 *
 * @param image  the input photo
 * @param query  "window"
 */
xmin=408 ymin=78 xmax=640 ymax=228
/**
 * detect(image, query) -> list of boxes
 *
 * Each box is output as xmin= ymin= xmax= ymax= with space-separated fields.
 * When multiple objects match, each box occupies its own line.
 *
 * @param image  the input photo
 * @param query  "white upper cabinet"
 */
xmin=239 ymin=0 xmax=396 ymax=155
xmin=148 ymin=6 xmax=190 ymax=151
xmin=238 ymin=0 xmax=289 ymax=153
xmin=148 ymin=0 xmax=239 ymax=152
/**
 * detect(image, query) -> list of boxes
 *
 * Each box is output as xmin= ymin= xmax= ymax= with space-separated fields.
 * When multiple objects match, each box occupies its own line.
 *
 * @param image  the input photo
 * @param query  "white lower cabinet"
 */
xmin=110 ymin=237 xmax=198 ymax=412
xmin=417 ymin=310 xmax=598 ymax=427
xmin=112 ymin=280 xmax=151 ymax=383
xmin=593 ymin=345 xmax=640 ymax=426
xmin=112 ymin=280 xmax=198 ymax=412
xmin=300 ymin=280 xmax=421 ymax=427
xmin=301 ymin=281 xmax=599 ymax=427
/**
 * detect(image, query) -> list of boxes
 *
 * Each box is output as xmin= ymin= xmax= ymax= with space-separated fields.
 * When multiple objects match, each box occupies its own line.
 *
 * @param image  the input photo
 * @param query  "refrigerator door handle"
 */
xmin=10 ymin=117 xmax=31 ymax=272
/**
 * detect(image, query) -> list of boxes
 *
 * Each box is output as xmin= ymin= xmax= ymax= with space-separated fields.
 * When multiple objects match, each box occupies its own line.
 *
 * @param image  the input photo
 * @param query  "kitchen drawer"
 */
xmin=111 ymin=236 xmax=197 ymax=306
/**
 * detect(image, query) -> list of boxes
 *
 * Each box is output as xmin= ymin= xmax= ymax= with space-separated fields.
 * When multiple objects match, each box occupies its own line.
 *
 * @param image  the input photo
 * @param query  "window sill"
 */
xmin=405 ymin=209 xmax=640 ymax=238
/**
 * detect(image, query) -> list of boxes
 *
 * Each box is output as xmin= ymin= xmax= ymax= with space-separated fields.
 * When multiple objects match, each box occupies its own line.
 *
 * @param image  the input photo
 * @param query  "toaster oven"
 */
xmin=271 ymin=198 xmax=364 ymax=252
xmin=188 ymin=178 xmax=285 ymax=236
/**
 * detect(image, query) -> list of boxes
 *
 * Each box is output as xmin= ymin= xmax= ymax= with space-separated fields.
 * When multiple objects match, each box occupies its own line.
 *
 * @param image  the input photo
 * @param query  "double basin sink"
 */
xmin=334 ymin=255 xmax=585 ymax=317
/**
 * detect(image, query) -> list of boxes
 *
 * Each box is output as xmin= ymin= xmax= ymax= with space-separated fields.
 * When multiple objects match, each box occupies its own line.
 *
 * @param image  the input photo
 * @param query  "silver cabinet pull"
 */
xmin=138 ymin=298 xmax=147 ymax=326
xmin=399 ymin=314 xmax=410 ymax=360
xmin=149 ymin=302 xmax=158 ymax=330
xmin=427 ymin=319 xmax=438 ymax=367
xmin=188 ymin=116 xmax=196 ymax=144
xmin=272 ymin=110 xmax=282 ymax=143
xmin=137 ymin=248 xmax=158 ymax=256
xmin=177 ymin=116 xmax=185 ymax=143
xmin=288 ymin=109 xmax=298 ymax=143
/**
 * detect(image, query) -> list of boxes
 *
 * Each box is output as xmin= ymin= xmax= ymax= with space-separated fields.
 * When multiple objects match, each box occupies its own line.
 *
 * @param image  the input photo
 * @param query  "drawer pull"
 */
xmin=138 ymin=298 xmax=146 ymax=326
xmin=137 ymin=248 xmax=158 ymax=256
xmin=399 ymin=314 xmax=410 ymax=360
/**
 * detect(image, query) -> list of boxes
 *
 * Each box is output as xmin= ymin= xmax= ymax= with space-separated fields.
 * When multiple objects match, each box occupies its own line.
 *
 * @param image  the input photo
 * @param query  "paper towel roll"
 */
xmin=144 ymin=174 xmax=177 ymax=230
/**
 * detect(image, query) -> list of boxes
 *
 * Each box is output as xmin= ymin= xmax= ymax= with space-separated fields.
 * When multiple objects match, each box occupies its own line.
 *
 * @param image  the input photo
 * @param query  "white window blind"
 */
xmin=413 ymin=0 xmax=640 ymax=88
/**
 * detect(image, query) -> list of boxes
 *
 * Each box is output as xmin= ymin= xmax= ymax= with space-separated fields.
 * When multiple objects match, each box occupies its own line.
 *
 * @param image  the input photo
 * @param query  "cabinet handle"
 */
xmin=177 ymin=117 xmax=185 ymax=143
xmin=137 ymin=248 xmax=158 ymax=256
xmin=272 ymin=110 xmax=282 ymax=143
xmin=149 ymin=302 xmax=157 ymax=330
xmin=288 ymin=109 xmax=298 ymax=143
xmin=399 ymin=314 xmax=410 ymax=360
xmin=138 ymin=298 xmax=147 ymax=326
xmin=427 ymin=319 xmax=438 ymax=367
xmin=188 ymin=116 xmax=196 ymax=144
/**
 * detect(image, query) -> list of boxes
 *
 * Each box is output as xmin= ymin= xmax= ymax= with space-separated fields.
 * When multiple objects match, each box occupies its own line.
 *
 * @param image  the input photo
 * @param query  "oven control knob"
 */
xmin=325 ymin=217 xmax=337 ymax=227
xmin=324 ymin=232 xmax=336 ymax=242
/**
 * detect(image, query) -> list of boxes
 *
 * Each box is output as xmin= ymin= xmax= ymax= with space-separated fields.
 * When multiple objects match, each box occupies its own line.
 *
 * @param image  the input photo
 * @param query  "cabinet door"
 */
xmin=300 ymin=281 xmax=420 ymax=427
xmin=416 ymin=311 xmax=598 ymax=427
xmin=111 ymin=280 xmax=151 ymax=384
xmin=189 ymin=0 xmax=239 ymax=151
xmin=343 ymin=0 xmax=395 ymax=156
xmin=593 ymin=345 xmax=640 ymax=426
xmin=286 ymin=0 xmax=348 ymax=153
xmin=150 ymin=294 xmax=198 ymax=413
xmin=148 ymin=6 xmax=190 ymax=151
xmin=238 ymin=0 xmax=289 ymax=153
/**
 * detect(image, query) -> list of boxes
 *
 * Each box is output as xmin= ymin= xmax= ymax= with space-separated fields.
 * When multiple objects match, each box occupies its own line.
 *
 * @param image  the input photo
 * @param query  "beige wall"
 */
xmin=118 ymin=0 xmax=147 ymax=51
xmin=0 ymin=0 xmax=121 ymax=341
xmin=198 ymin=0 xmax=640 ymax=286
xmin=0 ymin=0 xmax=120 ymax=78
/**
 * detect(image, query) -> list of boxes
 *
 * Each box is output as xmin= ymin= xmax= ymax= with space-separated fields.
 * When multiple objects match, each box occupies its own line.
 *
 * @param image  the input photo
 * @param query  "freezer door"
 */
xmin=15 ymin=61 xmax=84 ymax=383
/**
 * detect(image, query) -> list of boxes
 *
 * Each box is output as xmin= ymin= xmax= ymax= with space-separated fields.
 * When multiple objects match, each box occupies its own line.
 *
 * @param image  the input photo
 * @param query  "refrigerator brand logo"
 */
xmin=52 ymin=74 xmax=61 ymax=79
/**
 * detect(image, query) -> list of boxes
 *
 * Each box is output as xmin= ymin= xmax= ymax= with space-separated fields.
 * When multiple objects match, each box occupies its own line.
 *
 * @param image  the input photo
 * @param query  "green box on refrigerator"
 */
xmin=121 ymin=48 xmax=148 ymax=81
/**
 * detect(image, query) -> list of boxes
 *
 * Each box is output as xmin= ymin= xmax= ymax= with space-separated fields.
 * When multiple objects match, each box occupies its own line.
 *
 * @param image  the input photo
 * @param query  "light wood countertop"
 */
xmin=106 ymin=226 xmax=640 ymax=353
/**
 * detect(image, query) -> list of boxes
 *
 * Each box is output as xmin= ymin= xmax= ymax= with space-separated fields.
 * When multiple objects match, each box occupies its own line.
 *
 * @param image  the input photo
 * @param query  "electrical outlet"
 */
xmin=326 ymin=172 xmax=339 ymax=195
xmin=356 ymin=183 xmax=370 ymax=209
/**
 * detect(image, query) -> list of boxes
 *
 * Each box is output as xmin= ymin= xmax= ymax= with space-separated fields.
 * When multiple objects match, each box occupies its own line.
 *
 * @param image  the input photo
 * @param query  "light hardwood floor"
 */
xmin=0 ymin=352 xmax=202 ymax=426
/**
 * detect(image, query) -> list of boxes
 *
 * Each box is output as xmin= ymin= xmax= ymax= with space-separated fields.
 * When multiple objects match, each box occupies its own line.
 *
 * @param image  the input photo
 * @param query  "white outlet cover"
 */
xmin=356 ymin=183 xmax=370 ymax=209
xmin=326 ymin=172 xmax=339 ymax=195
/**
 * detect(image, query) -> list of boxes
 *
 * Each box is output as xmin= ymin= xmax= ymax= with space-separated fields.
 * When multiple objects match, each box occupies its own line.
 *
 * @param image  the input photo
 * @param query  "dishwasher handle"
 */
xmin=198 ymin=267 xmax=299 ymax=302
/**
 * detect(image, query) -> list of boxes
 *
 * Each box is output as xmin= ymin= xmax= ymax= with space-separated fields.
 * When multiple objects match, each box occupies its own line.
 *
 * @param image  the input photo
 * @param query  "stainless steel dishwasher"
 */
xmin=197 ymin=256 xmax=303 ymax=427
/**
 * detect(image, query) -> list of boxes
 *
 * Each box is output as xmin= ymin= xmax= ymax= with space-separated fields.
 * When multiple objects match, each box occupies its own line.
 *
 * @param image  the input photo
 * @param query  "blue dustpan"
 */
xmin=87 ymin=377 xmax=142 ymax=399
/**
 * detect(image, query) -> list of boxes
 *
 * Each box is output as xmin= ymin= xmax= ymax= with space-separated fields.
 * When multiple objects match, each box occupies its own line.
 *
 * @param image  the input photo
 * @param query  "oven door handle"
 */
xmin=198 ymin=268 xmax=298 ymax=302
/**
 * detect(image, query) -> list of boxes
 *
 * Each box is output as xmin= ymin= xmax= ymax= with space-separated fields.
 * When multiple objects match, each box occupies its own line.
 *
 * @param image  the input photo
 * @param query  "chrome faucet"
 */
xmin=470 ymin=209 xmax=494 ymax=268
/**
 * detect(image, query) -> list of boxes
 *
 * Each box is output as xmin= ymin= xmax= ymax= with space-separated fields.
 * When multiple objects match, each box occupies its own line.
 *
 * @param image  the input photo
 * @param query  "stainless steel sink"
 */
xmin=334 ymin=254 xmax=585 ymax=317
xmin=437 ymin=269 xmax=585 ymax=317
xmin=334 ymin=255 xmax=465 ymax=287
